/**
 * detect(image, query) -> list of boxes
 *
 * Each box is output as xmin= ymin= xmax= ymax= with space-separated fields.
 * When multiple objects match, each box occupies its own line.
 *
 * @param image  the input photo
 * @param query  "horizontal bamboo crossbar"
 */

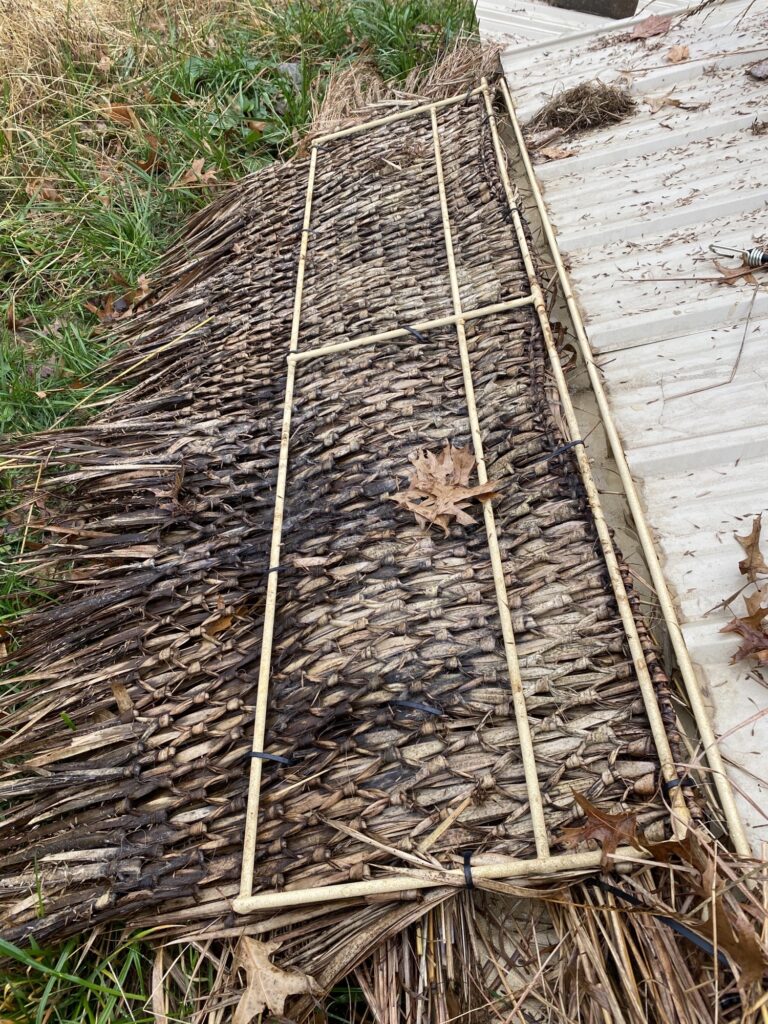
xmin=497 ymin=77 xmax=751 ymax=858
xmin=312 ymin=87 xmax=485 ymax=146
xmin=233 ymin=846 xmax=645 ymax=912
xmin=291 ymin=295 xmax=535 ymax=363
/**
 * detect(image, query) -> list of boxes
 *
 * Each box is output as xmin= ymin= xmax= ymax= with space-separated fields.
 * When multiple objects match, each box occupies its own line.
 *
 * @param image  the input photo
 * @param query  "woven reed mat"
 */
xmin=0 ymin=83 xmax=687 ymax=966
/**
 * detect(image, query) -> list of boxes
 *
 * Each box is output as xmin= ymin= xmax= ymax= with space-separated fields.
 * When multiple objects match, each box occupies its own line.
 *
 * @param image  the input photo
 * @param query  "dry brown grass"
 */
xmin=0 ymin=0 xmax=257 ymax=112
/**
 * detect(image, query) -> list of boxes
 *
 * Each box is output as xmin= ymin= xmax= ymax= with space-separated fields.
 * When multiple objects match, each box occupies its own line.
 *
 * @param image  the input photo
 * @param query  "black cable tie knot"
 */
xmin=248 ymin=751 xmax=294 ymax=765
xmin=463 ymin=850 xmax=474 ymax=890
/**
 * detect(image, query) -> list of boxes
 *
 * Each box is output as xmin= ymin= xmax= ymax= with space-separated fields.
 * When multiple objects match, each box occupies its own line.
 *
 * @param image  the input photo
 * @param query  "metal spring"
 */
xmin=745 ymin=246 xmax=768 ymax=268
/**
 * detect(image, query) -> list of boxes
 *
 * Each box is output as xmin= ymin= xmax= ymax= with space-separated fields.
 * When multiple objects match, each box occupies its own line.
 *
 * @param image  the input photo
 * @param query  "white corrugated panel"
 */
xmin=504 ymin=0 xmax=768 ymax=847
xmin=477 ymin=0 xmax=689 ymax=49
xmin=477 ymin=0 xmax=608 ymax=45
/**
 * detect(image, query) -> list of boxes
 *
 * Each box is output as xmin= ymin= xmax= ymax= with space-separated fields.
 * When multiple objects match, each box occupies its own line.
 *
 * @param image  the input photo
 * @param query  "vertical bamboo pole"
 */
xmin=429 ymin=106 xmax=550 ymax=859
xmin=479 ymin=80 xmax=691 ymax=836
xmin=239 ymin=145 xmax=319 ymax=899
xmin=497 ymin=75 xmax=750 ymax=858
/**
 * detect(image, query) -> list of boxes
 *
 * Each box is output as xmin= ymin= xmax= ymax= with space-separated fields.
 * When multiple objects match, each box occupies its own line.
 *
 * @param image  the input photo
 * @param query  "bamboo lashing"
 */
xmin=428 ymin=106 xmax=550 ymax=859
xmin=496 ymin=75 xmax=751 ymax=858
xmin=479 ymin=79 xmax=691 ymax=837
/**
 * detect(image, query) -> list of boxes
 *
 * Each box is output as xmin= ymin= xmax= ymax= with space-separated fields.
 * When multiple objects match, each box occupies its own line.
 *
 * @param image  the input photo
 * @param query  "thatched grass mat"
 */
xmin=2 ymin=70 xmax=765 ymax=1022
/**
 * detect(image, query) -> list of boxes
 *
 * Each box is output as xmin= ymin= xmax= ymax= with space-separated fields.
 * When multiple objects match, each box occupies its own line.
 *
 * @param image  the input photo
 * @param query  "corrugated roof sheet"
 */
xmin=477 ymin=0 xmax=688 ymax=48
xmin=502 ymin=0 xmax=768 ymax=846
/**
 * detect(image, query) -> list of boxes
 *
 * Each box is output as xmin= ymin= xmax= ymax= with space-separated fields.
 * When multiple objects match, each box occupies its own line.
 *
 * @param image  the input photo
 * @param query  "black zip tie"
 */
xmin=584 ymin=877 xmax=729 ymax=969
xmin=268 ymin=565 xmax=281 ymax=574
xmin=248 ymin=751 xmax=294 ymax=765
xmin=663 ymin=776 xmax=697 ymax=793
xmin=389 ymin=699 xmax=444 ymax=716
xmin=401 ymin=325 xmax=428 ymax=344
xmin=463 ymin=850 xmax=474 ymax=890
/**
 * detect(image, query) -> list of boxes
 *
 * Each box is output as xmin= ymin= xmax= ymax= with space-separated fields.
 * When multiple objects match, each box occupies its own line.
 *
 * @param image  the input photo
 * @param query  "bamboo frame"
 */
xmin=429 ymin=106 xmax=549 ymax=859
xmin=236 ymin=83 xmax=716 ymax=913
xmin=312 ymin=87 xmax=485 ymax=146
xmin=479 ymin=79 xmax=690 ymax=838
xmin=239 ymin=145 xmax=319 ymax=899
xmin=496 ymin=76 xmax=751 ymax=858
xmin=233 ymin=846 xmax=645 ymax=913
xmin=291 ymin=295 xmax=535 ymax=363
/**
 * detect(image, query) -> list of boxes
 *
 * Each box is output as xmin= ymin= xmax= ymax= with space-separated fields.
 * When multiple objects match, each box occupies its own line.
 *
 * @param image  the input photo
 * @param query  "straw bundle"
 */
xmin=2 ymin=75 xmax=763 ymax=1021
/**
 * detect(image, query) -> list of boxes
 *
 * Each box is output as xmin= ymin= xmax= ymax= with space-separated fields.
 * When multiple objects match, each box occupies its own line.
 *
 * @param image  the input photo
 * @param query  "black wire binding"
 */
xmin=584 ymin=877 xmax=728 ymax=969
xmin=401 ymin=325 xmax=428 ymax=343
xmin=248 ymin=751 xmax=294 ymax=765
xmin=463 ymin=850 xmax=474 ymax=890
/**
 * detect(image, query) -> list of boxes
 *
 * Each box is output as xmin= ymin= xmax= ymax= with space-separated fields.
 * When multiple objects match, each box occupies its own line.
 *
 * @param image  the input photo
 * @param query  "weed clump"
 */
xmin=527 ymin=80 xmax=636 ymax=135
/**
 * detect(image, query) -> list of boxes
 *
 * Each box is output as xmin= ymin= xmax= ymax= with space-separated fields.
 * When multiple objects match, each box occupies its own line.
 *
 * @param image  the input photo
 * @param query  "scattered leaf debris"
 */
xmin=391 ymin=443 xmax=500 ymax=534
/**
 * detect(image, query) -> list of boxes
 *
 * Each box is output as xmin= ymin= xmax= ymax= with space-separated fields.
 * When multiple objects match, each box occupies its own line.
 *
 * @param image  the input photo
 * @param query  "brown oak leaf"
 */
xmin=631 ymin=14 xmax=672 ymax=39
xmin=233 ymin=937 xmax=319 ymax=1024
xmin=736 ymin=514 xmax=768 ymax=581
xmin=390 ymin=443 xmax=500 ymax=534
xmin=721 ymin=595 xmax=768 ymax=664
xmin=561 ymin=790 xmax=641 ymax=864
xmin=180 ymin=157 xmax=218 ymax=186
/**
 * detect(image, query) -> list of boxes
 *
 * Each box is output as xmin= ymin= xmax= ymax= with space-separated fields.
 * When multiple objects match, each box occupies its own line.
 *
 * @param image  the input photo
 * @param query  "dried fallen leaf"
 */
xmin=136 ymin=133 xmax=164 ymax=173
xmin=180 ymin=157 xmax=218 ymax=186
xmin=631 ymin=13 xmax=672 ymax=39
xmin=561 ymin=791 xmax=640 ymax=864
xmin=204 ymin=613 xmax=233 ymax=637
xmin=666 ymin=44 xmax=689 ymax=63
xmin=233 ymin=937 xmax=319 ymax=1024
xmin=538 ymin=146 xmax=573 ymax=161
xmin=390 ymin=443 xmax=500 ymax=534
xmin=721 ymin=598 xmax=768 ymax=664
xmin=106 ymin=103 xmax=136 ymax=126
xmin=25 ymin=178 xmax=60 ymax=201
xmin=712 ymin=259 xmax=758 ymax=287
xmin=736 ymin=514 xmax=768 ymax=581
xmin=35 ymin=390 xmax=47 ymax=400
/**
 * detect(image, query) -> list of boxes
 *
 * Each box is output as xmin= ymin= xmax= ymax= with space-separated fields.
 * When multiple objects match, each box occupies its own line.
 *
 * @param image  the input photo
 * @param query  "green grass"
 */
xmin=0 ymin=1 xmax=476 ymax=1018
